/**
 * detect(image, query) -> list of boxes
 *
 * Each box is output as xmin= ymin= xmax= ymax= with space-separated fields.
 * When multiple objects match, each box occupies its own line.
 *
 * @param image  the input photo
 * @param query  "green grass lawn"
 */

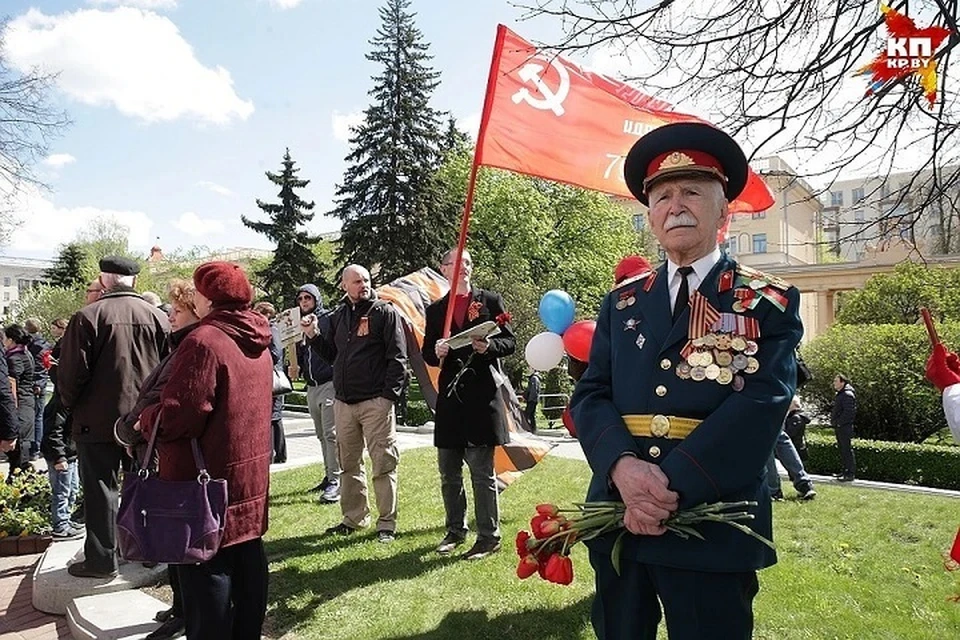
xmin=264 ymin=449 xmax=960 ymax=640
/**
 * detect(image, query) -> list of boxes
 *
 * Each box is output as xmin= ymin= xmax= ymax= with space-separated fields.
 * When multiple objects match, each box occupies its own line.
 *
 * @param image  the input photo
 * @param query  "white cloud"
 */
xmin=87 ymin=0 xmax=178 ymax=9
xmin=5 ymin=183 xmax=154 ymax=252
xmin=5 ymin=8 xmax=254 ymax=125
xmin=457 ymin=113 xmax=481 ymax=141
xmin=331 ymin=110 xmax=364 ymax=143
xmin=43 ymin=153 xmax=76 ymax=168
xmin=173 ymin=211 xmax=226 ymax=237
xmin=196 ymin=181 xmax=233 ymax=197
xmin=269 ymin=0 xmax=305 ymax=9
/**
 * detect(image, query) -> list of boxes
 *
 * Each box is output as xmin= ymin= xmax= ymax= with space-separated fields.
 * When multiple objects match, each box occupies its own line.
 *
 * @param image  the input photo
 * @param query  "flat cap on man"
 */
xmin=623 ymin=122 xmax=749 ymax=206
xmin=98 ymin=255 xmax=141 ymax=276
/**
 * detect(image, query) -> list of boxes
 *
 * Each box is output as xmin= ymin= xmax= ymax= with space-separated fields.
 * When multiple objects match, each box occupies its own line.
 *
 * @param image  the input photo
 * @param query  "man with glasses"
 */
xmin=295 ymin=284 xmax=339 ymax=504
xmin=423 ymin=249 xmax=516 ymax=560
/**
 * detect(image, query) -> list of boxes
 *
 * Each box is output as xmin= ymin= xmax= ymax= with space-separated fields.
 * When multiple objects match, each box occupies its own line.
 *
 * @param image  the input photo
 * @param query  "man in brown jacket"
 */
xmin=58 ymin=256 xmax=169 ymax=578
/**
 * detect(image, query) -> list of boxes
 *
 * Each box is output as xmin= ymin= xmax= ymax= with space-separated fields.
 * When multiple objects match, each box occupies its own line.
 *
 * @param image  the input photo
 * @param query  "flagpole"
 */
xmin=442 ymin=24 xmax=507 ymax=339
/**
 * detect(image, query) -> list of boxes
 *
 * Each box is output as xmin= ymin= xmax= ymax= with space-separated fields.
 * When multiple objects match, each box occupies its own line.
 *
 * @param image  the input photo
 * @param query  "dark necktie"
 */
xmin=673 ymin=266 xmax=694 ymax=324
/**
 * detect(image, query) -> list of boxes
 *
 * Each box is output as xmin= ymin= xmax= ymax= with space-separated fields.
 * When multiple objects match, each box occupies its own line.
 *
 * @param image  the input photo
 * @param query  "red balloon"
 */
xmin=562 ymin=320 xmax=596 ymax=362
xmin=562 ymin=405 xmax=577 ymax=438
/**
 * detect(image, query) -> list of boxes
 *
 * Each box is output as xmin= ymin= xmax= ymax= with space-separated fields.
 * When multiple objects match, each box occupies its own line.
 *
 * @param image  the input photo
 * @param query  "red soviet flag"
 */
xmin=475 ymin=25 xmax=774 ymax=213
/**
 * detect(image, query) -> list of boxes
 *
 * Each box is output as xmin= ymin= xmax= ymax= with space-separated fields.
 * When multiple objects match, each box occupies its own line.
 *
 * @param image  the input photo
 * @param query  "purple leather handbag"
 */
xmin=117 ymin=423 xmax=228 ymax=564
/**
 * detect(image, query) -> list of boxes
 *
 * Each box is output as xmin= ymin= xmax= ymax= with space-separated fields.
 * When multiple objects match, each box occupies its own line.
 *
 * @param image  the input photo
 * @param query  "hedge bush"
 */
xmin=801 ymin=322 xmax=960 ymax=443
xmin=804 ymin=431 xmax=960 ymax=490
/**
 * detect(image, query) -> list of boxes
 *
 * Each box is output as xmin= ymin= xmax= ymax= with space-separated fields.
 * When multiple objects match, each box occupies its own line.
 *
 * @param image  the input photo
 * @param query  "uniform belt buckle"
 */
xmin=650 ymin=414 xmax=671 ymax=438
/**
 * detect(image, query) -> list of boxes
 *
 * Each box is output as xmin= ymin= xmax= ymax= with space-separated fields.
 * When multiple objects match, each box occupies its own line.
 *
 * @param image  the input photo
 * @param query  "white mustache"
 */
xmin=663 ymin=212 xmax=698 ymax=230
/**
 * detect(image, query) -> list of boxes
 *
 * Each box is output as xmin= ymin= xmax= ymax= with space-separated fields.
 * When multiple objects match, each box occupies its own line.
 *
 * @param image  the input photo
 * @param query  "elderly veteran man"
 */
xmin=58 ymin=256 xmax=170 ymax=578
xmin=571 ymin=122 xmax=803 ymax=640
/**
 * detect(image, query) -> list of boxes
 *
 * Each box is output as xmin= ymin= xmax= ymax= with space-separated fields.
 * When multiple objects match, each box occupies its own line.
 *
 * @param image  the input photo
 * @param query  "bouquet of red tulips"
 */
xmin=515 ymin=501 xmax=774 ymax=585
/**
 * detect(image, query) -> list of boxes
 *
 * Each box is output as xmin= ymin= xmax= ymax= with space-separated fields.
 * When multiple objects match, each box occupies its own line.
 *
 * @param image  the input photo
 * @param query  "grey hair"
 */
xmin=100 ymin=272 xmax=136 ymax=290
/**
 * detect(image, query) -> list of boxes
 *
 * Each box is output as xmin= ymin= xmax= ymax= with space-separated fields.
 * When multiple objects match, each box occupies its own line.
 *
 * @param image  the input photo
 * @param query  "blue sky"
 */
xmin=2 ymin=0 xmax=568 ymax=259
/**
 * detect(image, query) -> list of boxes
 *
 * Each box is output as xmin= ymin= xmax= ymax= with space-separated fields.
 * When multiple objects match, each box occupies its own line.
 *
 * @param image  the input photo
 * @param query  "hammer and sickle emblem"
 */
xmin=511 ymin=57 xmax=571 ymax=117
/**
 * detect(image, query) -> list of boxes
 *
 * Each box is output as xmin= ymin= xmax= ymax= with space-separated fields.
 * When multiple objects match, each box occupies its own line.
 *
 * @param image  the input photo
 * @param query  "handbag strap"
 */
xmin=139 ymin=420 xmax=209 ymax=481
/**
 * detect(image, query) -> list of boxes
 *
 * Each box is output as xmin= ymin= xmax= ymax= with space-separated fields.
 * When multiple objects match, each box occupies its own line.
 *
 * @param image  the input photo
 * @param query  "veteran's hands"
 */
xmin=435 ymin=340 xmax=450 ymax=359
xmin=471 ymin=336 xmax=489 ymax=354
xmin=300 ymin=314 xmax=318 ymax=338
xmin=0 ymin=439 xmax=15 ymax=453
xmin=610 ymin=455 xmax=678 ymax=536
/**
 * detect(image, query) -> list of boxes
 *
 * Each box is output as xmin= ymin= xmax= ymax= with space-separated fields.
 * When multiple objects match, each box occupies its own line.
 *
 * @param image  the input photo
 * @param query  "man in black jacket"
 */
xmin=24 ymin=318 xmax=51 ymax=460
xmin=303 ymin=264 xmax=407 ymax=543
xmin=423 ymin=249 xmax=516 ymax=560
xmin=831 ymin=374 xmax=857 ymax=481
xmin=295 ymin=284 xmax=339 ymax=502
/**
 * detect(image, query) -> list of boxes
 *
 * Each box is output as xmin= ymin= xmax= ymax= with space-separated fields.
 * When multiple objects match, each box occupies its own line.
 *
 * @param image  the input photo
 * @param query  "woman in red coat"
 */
xmin=138 ymin=262 xmax=273 ymax=640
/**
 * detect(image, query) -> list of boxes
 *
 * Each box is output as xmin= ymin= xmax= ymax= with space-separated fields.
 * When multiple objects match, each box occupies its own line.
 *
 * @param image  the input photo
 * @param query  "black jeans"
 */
xmin=76 ymin=441 xmax=124 ymax=572
xmin=524 ymin=403 xmax=538 ymax=432
xmin=270 ymin=418 xmax=286 ymax=462
xmin=178 ymin=538 xmax=268 ymax=640
xmin=835 ymin=424 xmax=856 ymax=477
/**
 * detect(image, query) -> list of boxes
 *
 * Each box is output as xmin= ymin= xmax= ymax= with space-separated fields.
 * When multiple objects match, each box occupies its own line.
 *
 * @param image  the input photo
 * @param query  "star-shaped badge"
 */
xmin=623 ymin=317 xmax=639 ymax=331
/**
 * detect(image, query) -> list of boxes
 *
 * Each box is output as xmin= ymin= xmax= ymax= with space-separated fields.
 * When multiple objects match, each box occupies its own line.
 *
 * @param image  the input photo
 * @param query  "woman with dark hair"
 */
xmin=253 ymin=300 xmax=287 ymax=464
xmin=4 ymin=324 xmax=36 ymax=479
xmin=136 ymin=262 xmax=273 ymax=640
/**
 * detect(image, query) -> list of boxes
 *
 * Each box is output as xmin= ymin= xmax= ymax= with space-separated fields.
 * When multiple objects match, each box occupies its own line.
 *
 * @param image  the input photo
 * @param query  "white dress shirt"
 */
xmin=667 ymin=247 xmax=722 ymax=315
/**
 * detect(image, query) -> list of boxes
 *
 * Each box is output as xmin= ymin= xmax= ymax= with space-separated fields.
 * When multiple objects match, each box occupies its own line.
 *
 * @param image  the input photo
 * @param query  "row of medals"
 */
xmin=676 ymin=332 xmax=760 ymax=391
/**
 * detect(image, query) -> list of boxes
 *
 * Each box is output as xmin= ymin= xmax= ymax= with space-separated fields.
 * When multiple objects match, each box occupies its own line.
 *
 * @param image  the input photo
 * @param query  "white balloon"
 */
xmin=525 ymin=332 xmax=565 ymax=371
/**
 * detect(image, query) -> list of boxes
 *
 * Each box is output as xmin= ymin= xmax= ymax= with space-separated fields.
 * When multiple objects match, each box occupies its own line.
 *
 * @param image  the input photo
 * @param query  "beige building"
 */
xmin=822 ymin=165 xmax=960 ymax=261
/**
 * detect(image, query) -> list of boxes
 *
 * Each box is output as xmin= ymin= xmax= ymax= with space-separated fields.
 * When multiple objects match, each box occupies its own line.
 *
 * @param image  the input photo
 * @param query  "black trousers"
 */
xmin=271 ymin=418 xmax=286 ymax=462
xmin=835 ymin=424 xmax=856 ymax=477
xmin=524 ymin=403 xmax=538 ymax=432
xmin=76 ymin=441 xmax=124 ymax=572
xmin=590 ymin=549 xmax=759 ymax=640
xmin=178 ymin=537 xmax=268 ymax=640
xmin=169 ymin=564 xmax=183 ymax=617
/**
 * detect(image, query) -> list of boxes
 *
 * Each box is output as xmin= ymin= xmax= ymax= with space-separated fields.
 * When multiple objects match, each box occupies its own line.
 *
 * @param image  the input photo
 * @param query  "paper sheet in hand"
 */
xmin=277 ymin=307 xmax=302 ymax=346
xmin=442 ymin=320 xmax=501 ymax=350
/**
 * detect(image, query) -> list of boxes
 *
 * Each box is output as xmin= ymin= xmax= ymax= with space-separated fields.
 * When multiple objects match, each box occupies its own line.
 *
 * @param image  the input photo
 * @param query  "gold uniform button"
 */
xmin=660 ymin=358 xmax=671 ymax=370
xmin=648 ymin=445 xmax=661 ymax=458
xmin=655 ymin=385 xmax=667 ymax=397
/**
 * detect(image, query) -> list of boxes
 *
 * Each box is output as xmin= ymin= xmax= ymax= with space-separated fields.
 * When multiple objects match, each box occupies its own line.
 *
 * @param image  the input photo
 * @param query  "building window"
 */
xmin=852 ymin=187 xmax=864 ymax=204
xmin=751 ymin=211 xmax=766 ymax=220
xmin=2 ymin=277 xmax=9 ymax=287
xmin=752 ymin=233 xmax=768 ymax=254
xmin=2 ymin=293 xmax=8 ymax=302
xmin=722 ymin=236 xmax=739 ymax=255
xmin=830 ymin=191 xmax=844 ymax=206
xmin=854 ymin=209 xmax=865 ymax=222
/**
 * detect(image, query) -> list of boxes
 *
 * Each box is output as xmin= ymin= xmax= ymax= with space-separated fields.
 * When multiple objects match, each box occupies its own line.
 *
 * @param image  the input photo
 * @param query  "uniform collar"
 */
xmin=666 ymin=246 xmax=721 ymax=284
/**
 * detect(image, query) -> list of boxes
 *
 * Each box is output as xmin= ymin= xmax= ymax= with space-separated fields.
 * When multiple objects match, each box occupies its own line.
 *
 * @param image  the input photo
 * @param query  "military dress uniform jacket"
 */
xmin=422 ymin=288 xmax=516 ymax=449
xmin=571 ymin=254 xmax=803 ymax=572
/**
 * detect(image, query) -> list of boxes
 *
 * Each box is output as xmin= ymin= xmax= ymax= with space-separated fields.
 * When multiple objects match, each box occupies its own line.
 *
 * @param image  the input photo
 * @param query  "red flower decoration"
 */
xmin=543 ymin=554 xmax=574 ymax=585
xmin=467 ymin=301 xmax=482 ymax=322
xmin=535 ymin=503 xmax=559 ymax=517
xmin=495 ymin=312 xmax=512 ymax=326
xmin=516 ymin=555 xmax=539 ymax=579
xmin=515 ymin=530 xmax=532 ymax=558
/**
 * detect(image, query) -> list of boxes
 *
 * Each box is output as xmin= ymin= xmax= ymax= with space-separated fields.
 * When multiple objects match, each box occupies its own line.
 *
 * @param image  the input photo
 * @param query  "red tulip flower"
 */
xmin=516 ymin=555 xmax=539 ymax=579
xmin=543 ymin=554 xmax=574 ymax=585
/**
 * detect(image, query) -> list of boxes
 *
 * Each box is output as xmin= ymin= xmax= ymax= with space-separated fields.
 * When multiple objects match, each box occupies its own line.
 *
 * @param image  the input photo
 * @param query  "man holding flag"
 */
xmin=571 ymin=122 xmax=803 ymax=639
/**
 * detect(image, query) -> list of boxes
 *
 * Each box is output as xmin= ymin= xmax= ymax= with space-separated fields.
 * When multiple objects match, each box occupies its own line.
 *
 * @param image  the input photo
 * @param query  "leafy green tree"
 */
xmin=44 ymin=242 xmax=87 ymax=289
xmin=74 ymin=217 xmax=139 ymax=282
xmin=835 ymin=261 xmax=960 ymax=325
xmin=330 ymin=0 xmax=455 ymax=283
xmin=5 ymin=284 xmax=85 ymax=333
xmin=242 ymin=149 xmax=326 ymax=307
xmin=433 ymin=147 xmax=645 ymax=383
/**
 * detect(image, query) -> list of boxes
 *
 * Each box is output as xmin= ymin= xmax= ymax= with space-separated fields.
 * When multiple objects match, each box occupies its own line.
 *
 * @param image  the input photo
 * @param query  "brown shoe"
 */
xmin=463 ymin=538 xmax=501 ymax=561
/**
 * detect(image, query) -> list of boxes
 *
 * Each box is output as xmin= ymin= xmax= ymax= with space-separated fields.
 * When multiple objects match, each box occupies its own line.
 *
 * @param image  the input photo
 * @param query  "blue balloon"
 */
xmin=539 ymin=290 xmax=576 ymax=335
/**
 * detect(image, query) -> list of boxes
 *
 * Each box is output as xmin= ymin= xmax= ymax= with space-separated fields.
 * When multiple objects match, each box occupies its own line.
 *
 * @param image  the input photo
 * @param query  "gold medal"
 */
xmin=699 ymin=351 xmax=714 ymax=367
xmin=732 ymin=301 xmax=745 ymax=313
xmin=692 ymin=336 xmax=706 ymax=347
xmin=715 ymin=351 xmax=733 ymax=367
xmin=703 ymin=333 xmax=718 ymax=348
xmin=691 ymin=366 xmax=707 ymax=381
xmin=686 ymin=352 xmax=699 ymax=367
xmin=616 ymin=299 xmax=627 ymax=310
xmin=744 ymin=340 xmax=759 ymax=356
xmin=716 ymin=334 xmax=732 ymax=351
xmin=627 ymin=296 xmax=636 ymax=306
xmin=705 ymin=364 xmax=720 ymax=380
xmin=745 ymin=357 xmax=760 ymax=374
xmin=730 ymin=336 xmax=747 ymax=352
xmin=717 ymin=367 xmax=734 ymax=385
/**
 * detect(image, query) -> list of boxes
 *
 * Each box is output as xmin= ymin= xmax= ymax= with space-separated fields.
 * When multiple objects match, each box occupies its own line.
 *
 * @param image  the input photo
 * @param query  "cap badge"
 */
xmin=658 ymin=151 xmax=695 ymax=171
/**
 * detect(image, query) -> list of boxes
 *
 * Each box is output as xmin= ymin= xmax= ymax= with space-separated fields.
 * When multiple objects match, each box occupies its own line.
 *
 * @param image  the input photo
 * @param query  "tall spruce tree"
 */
xmin=44 ymin=242 xmax=88 ymax=289
xmin=330 ymin=0 xmax=455 ymax=283
xmin=242 ymin=149 xmax=326 ymax=306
